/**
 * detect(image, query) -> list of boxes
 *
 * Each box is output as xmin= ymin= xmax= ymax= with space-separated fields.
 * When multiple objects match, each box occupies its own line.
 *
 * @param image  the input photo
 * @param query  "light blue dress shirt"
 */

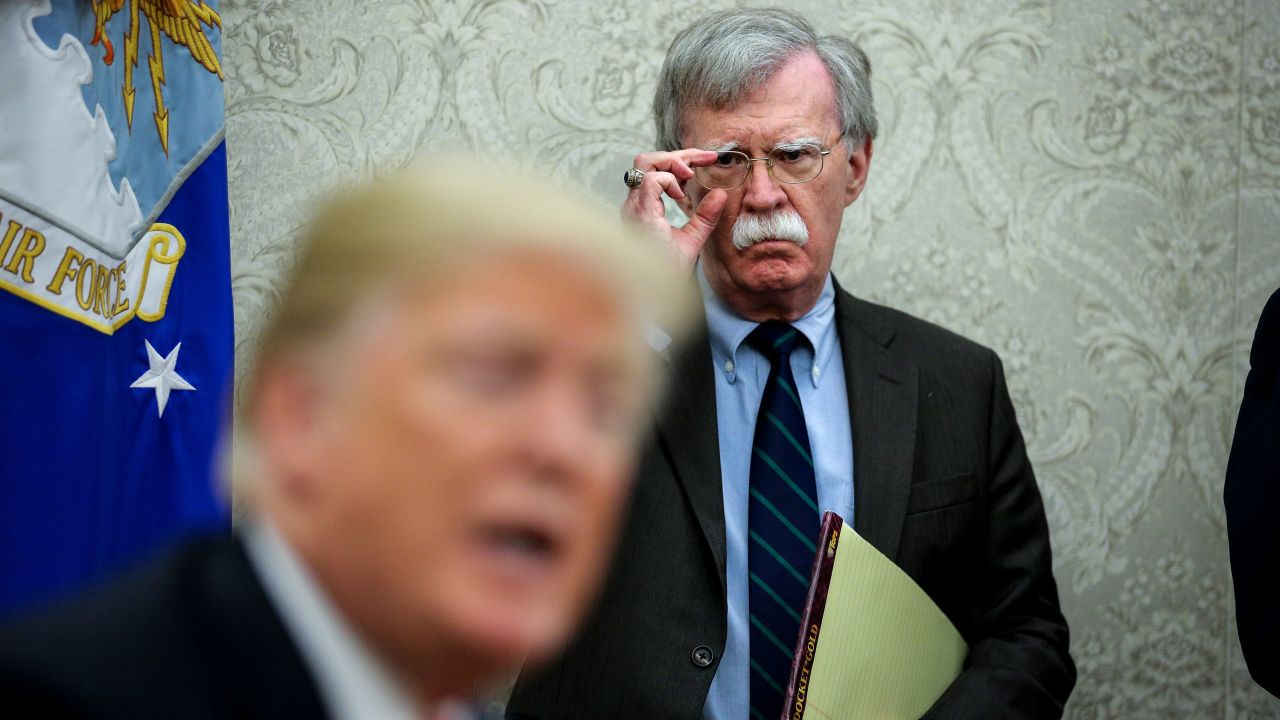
xmin=698 ymin=262 xmax=855 ymax=720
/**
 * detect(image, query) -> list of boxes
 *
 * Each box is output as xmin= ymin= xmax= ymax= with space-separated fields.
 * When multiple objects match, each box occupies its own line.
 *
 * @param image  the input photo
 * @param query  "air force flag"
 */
xmin=0 ymin=0 xmax=231 ymax=615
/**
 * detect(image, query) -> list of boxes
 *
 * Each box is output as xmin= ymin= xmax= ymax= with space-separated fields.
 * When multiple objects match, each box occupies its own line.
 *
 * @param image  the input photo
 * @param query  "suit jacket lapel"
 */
xmin=654 ymin=324 xmax=727 ymax=591
xmin=835 ymin=287 xmax=918 ymax=562
xmin=197 ymin=537 xmax=330 ymax=719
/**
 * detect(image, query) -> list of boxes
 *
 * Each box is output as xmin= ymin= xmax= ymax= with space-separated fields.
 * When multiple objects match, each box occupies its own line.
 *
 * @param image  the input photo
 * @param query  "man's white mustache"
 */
xmin=732 ymin=211 xmax=809 ymax=250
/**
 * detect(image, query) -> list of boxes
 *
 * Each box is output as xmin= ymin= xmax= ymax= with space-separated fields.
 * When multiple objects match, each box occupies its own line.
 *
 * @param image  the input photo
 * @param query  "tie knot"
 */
xmin=747 ymin=321 xmax=804 ymax=359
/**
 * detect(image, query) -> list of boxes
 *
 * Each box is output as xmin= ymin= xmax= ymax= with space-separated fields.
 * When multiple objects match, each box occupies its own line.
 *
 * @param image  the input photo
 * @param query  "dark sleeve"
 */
xmin=924 ymin=351 xmax=1076 ymax=719
xmin=0 ymin=605 xmax=122 ymax=720
xmin=1225 ymin=288 xmax=1280 ymax=698
xmin=0 ymin=663 xmax=90 ymax=719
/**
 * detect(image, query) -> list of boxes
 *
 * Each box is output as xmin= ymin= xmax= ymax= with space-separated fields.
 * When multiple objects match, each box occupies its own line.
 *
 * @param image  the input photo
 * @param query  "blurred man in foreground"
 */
xmin=0 ymin=162 xmax=692 ymax=719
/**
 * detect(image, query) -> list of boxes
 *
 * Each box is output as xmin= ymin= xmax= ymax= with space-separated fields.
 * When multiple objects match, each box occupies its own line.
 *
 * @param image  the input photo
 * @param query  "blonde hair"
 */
xmin=242 ymin=158 xmax=696 ymax=425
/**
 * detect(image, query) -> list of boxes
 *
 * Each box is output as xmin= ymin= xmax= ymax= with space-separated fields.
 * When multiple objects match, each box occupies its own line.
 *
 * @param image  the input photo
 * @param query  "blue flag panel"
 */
xmin=0 ymin=0 xmax=231 ymax=616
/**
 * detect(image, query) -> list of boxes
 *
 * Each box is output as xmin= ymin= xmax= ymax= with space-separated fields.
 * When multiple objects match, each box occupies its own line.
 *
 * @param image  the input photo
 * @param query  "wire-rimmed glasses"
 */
xmin=693 ymin=143 xmax=833 ymax=190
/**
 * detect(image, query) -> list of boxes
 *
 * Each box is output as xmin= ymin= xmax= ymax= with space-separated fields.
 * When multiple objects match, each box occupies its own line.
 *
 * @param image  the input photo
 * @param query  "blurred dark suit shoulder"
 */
xmin=0 ymin=535 xmax=327 ymax=719
xmin=1226 ymin=288 xmax=1280 ymax=698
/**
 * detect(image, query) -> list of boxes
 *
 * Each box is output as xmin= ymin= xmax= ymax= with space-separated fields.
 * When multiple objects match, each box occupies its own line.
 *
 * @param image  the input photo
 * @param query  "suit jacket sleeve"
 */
xmin=924 ymin=351 xmax=1076 ymax=719
xmin=1225 ymin=288 xmax=1280 ymax=698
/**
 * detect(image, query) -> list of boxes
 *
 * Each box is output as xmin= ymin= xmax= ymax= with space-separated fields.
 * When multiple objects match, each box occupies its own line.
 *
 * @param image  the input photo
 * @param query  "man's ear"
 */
xmin=843 ymin=137 xmax=873 ymax=207
xmin=252 ymin=357 xmax=329 ymax=495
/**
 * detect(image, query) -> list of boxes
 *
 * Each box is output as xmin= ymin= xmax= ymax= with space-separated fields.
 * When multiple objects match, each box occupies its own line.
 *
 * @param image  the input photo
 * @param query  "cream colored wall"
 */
xmin=222 ymin=1 xmax=1280 ymax=716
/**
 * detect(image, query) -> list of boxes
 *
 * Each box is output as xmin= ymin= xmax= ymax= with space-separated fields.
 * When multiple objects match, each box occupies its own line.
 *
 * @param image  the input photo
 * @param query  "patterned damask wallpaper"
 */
xmin=221 ymin=0 xmax=1280 ymax=716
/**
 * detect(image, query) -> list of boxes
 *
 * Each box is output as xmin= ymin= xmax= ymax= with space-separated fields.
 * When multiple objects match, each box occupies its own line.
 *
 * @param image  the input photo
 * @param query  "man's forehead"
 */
xmin=679 ymin=50 xmax=840 ymax=147
xmin=693 ymin=124 xmax=829 ymax=149
xmin=428 ymin=320 xmax=648 ymax=385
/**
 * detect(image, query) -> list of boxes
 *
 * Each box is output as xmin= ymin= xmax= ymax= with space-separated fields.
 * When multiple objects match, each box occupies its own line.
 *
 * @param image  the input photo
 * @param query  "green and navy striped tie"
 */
xmin=746 ymin=321 xmax=819 ymax=720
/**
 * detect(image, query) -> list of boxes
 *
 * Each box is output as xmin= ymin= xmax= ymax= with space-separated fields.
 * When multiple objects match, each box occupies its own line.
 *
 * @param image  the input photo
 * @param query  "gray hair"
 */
xmin=653 ymin=7 xmax=878 ymax=152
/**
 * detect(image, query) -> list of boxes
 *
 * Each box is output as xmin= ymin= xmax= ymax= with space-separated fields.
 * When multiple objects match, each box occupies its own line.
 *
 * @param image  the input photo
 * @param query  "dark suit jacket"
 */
xmin=1225 ymin=288 xmax=1280 ymax=698
xmin=0 ymin=535 xmax=329 ymax=719
xmin=509 ymin=286 xmax=1074 ymax=719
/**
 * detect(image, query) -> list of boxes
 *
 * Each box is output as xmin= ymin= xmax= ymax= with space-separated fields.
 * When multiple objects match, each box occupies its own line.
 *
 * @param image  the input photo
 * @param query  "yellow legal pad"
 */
xmin=782 ymin=512 xmax=967 ymax=720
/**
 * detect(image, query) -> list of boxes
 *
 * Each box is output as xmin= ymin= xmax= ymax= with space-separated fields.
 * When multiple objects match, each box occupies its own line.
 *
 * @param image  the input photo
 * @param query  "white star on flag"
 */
xmin=131 ymin=340 xmax=196 ymax=418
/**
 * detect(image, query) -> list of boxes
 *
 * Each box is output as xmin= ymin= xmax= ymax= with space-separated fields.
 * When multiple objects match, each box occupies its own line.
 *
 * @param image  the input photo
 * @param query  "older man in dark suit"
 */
xmin=0 ymin=164 xmax=693 ymax=719
xmin=510 ymin=8 xmax=1074 ymax=719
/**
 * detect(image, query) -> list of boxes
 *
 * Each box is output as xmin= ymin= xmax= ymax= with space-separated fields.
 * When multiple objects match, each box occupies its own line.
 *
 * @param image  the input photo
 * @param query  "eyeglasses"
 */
xmin=693 ymin=143 xmax=833 ymax=190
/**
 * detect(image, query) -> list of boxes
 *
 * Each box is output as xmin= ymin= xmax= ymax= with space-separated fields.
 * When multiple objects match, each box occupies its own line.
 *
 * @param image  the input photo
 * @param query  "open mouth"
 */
xmin=488 ymin=524 xmax=555 ymax=557
xmin=479 ymin=521 xmax=564 ymax=582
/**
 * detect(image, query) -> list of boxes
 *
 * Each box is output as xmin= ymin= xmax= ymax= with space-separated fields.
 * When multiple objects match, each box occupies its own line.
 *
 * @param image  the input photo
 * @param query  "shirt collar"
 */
xmin=244 ymin=518 xmax=425 ymax=720
xmin=697 ymin=259 xmax=838 ymax=388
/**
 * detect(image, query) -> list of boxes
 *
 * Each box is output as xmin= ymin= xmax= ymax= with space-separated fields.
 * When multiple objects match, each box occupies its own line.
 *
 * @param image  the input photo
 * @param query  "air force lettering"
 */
xmin=0 ymin=0 xmax=232 ymax=616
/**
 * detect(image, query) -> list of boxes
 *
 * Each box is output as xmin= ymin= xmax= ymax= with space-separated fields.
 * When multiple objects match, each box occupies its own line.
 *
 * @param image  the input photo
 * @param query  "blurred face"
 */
xmin=680 ymin=50 xmax=872 ymax=320
xmin=258 ymin=250 xmax=649 ymax=695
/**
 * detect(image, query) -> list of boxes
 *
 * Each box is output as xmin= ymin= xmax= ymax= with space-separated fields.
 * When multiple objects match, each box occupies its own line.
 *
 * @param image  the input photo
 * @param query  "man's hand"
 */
xmin=622 ymin=149 xmax=728 ymax=272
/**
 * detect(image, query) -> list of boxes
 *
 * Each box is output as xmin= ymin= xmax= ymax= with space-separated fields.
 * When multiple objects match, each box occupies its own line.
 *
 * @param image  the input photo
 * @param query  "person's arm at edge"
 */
xmin=1226 ymin=288 xmax=1280 ymax=698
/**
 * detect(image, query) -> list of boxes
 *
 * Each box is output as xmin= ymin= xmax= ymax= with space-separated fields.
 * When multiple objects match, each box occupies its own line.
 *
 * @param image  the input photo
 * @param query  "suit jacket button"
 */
xmin=691 ymin=645 xmax=714 ymax=667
